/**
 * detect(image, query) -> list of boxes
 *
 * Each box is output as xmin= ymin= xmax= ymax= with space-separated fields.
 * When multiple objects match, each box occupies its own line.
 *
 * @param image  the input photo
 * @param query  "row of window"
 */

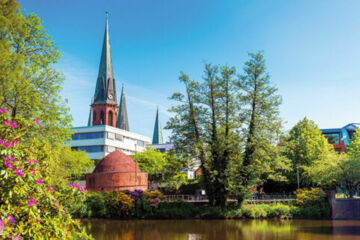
xmin=72 ymin=145 xmax=138 ymax=154
xmin=72 ymin=132 xmax=145 ymax=146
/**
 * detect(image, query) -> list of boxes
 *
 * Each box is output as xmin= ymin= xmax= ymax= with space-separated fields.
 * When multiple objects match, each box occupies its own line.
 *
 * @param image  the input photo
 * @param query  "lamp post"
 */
xmin=296 ymin=164 xmax=300 ymax=189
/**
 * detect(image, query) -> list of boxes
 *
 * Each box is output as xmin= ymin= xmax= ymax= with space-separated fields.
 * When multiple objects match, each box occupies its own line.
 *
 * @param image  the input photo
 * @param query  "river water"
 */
xmin=83 ymin=219 xmax=360 ymax=240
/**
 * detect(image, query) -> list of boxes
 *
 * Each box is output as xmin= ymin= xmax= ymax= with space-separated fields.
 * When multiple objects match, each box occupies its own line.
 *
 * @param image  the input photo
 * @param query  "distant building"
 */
xmin=321 ymin=123 xmax=360 ymax=152
xmin=70 ymin=13 xmax=150 ymax=162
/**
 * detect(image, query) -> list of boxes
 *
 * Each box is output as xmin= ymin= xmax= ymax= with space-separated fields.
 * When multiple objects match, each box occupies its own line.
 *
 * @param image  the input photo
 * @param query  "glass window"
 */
xmin=107 ymin=146 xmax=115 ymax=153
xmin=107 ymin=132 xmax=115 ymax=140
xmin=324 ymin=133 xmax=340 ymax=145
xmin=115 ymin=134 xmax=123 ymax=141
xmin=78 ymin=145 xmax=104 ymax=153
xmin=72 ymin=132 xmax=105 ymax=140
xmin=137 ymin=140 xmax=144 ymax=147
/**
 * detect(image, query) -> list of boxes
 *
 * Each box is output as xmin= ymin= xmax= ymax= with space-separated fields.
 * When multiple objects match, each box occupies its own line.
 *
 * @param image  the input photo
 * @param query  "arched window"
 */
xmin=93 ymin=111 xmax=97 ymax=124
xmin=100 ymin=111 xmax=105 ymax=125
xmin=108 ymin=111 xmax=113 ymax=126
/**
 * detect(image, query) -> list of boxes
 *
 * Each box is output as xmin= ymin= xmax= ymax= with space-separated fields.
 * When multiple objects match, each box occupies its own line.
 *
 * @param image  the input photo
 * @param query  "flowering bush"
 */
xmin=0 ymin=109 xmax=92 ymax=239
xmin=143 ymin=190 xmax=164 ymax=200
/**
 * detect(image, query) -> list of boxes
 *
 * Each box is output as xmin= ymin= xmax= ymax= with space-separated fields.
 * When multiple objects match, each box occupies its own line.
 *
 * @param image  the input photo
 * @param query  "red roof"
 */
xmin=93 ymin=151 xmax=142 ymax=173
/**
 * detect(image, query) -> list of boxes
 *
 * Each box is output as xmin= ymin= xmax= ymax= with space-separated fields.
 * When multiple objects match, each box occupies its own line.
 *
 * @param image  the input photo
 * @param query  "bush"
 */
xmin=0 ymin=110 xmax=91 ymax=239
xmin=294 ymin=187 xmax=327 ymax=207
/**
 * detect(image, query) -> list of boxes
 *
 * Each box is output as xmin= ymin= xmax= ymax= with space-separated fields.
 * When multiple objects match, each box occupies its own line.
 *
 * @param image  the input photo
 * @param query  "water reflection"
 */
xmin=83 ymin=219 xmax=360 ymax=240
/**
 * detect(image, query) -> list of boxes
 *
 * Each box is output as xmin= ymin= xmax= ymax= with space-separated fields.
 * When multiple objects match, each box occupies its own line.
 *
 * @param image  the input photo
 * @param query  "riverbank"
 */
xmin=65 ymin=189 xmax=331 ymax=220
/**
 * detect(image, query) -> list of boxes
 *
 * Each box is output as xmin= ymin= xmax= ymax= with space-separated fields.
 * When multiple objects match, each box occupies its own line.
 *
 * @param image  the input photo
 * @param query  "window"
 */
xmin=137 ymin=140 xmax=144 ymax=147
xmin=93 ymin=111 xmax=96 ymax=123
xmin=108 ymin=111 xmax=113 ymax=126
xmin=107 ymin=146 xmax=116 ymax=152
xmin=71 ymin=132 xmax=105 ymax=140
xmin=324 ymin=133 xmax=340 ymax=145
xmin=107 ymin=132 xmax=115 ymax=140
xmin=100 ymin=111 xmax=105 ymax=124
xmin=78 ymin=146 xmax=104 ymax=153
xmin=115 ymin=134 xmax=123 ymax=142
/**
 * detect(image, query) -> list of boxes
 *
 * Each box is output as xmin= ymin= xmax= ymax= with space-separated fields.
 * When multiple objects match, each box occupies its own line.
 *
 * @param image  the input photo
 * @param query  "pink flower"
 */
xmin=14 ymin=235 xmax=19 ymax=240
xmin=53 ymin=200 xmax=59 ymax=210
xmin=77 ymin=219 xmax=81 ymax=223
xmin=4 ymin=161 xmax=13 ymax=170
xmin=6 ymin=215 xmax=16 ymax=225
xmin=14 ymin=169 xmax=24 ymax=177
xmin=28 ymin=198 xmax=37 ymax=207
xmin=32 ymin=118 xmax=39 ymax=124
xmin=47 ymin=187 xmax=54 ymax=192
xmin=37 ymin=219 xmax=41 ymax=223
xmin=0 ymin=219 xmax=4 ymax=234
xmin=2 ymin=120 xmax=18 ymax=129
xmin=6 ymin=156 xmax=15 ymax=162
xmin=29 ymin=168 xmax=35 ymax=176
xmin=35 ymin=178 xmax=43 ymax=185
xmin=0 ymin=139 xmax=14 ymax=148
xmin=79 ymin=186 xmax=88 ymax=194
xmin=63 ymin=210 xmax=66 ymax=214
xmin=0 ymin=108 xmax=7 ymax=114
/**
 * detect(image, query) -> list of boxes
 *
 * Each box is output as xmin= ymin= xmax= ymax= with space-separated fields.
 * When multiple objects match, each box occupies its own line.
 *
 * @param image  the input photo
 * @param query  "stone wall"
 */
xmin=329 ymin=191 xmax=360 ymax=219
xmin=86 ymin=171 xmax=148 ymax=192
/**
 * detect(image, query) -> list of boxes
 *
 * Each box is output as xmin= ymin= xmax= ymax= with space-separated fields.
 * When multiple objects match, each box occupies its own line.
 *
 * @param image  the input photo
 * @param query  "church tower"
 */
xmin=91 ymin=12 xmax=118 ymax=127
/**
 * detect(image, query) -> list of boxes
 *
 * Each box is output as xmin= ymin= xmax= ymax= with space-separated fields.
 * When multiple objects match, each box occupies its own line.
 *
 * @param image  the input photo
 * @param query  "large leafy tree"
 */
xmin=307 ymin=129 xmax=360 ymax=198
xmin=0 ymin=0 xmax=72 ymax=144
xmin=134 ymin=147 xmax=188 ymax=190
xmin=238 ymin=52 xmax=286 ymax=195
xmin=167 ymin=52 xmax=286 ymax=207
xmin=281 ymin=117 xmax=335 ymax=186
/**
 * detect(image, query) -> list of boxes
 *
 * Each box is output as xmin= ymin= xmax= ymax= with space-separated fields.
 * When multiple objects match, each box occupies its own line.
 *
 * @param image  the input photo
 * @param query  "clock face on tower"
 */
xmin=108 ymin=94 xmax=113 ymax=100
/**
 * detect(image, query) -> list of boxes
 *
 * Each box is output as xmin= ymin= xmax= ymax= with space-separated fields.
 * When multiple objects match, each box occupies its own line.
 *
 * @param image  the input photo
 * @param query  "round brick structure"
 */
xmin=86 ymin=151 xmax=148 ymax=191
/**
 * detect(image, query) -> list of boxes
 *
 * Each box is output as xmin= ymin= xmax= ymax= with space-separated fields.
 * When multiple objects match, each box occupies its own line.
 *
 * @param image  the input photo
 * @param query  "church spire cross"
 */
xmin=152 ymin=106 xmax=163 ymax=144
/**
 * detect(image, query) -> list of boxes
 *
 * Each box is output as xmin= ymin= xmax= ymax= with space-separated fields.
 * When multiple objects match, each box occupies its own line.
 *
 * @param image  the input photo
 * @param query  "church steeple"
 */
xmin=93 ymin=12 xmax=117 ymax=104
xmin=117 ymin=84 xmax=130 ymax=131
xmin=152 ymin=106 xmax=163 ymax=144
xmin=91 ymin=13 xmax=119 ymax=127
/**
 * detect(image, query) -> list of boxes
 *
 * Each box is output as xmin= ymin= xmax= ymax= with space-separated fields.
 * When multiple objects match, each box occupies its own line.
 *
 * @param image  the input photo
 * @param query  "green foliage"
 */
xmin=294 ymin=187 xmax=327 ymax=207
xmin=281 ymin=117 xmax=336 ymax=186
xmin=0 ymin=0 xmax=72 ymax=144
xmin=0 ymin=111 xmax=92 ymax=239
xmin=48 ymin=146 xmax=94 ymax=186
xmin=166 ymin=52 xmax=287 ymax=207
xmin=135 ymin=147 xmax=188 ymax=190
xmin=306 ymin=130 xmax=360 ymax=197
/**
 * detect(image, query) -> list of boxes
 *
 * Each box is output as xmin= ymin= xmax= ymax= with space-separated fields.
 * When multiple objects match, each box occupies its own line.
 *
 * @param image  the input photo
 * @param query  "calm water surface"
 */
xmin=83 ymin=219 xmax=360 ymax=240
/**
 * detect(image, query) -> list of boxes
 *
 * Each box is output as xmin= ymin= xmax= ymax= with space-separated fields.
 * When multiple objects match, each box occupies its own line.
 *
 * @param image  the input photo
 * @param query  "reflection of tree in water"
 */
xmin=84 ymin=219 xmax=360 ymax=240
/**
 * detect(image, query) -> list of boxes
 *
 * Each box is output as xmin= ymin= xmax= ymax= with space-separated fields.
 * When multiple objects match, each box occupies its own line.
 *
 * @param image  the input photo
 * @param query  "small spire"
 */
xmin=152 ymin=106 xmax=163 ymax=144
xmin=88 ymin=99 xmax=93 ymax=126
xmin=117 ymin=84 xmax=130 ymax=131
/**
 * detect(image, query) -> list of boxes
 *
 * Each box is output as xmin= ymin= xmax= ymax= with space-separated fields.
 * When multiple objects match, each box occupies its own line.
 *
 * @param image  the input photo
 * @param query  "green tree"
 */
xmin=0 ymin=0 xmax=72 ymax=144
xmin=281 ymin=117 xmax=335 ymax=186
xmin=134 ymin=147 xmax=188 ymax=190
xmin=48 ymin=146 xmax=94 ymax=186
xmin=306 ymin=130 xmax=360 ymax=198
xmin=167 ymin=52 xmax=287 ymax=207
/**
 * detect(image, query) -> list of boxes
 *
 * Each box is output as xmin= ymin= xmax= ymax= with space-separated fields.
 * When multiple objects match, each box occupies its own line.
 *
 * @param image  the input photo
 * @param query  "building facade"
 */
xmin=321 ymin=123 xmax=360 ymax=152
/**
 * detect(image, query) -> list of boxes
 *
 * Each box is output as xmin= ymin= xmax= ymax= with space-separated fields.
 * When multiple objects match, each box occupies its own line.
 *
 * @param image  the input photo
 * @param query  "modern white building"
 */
xmin=70 ymin=125 xmax=151 ymax=162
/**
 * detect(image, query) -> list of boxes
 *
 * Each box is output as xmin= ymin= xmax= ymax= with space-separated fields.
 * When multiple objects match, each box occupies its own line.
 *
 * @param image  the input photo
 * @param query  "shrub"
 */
xmin=143 ymin=190 xmax=164 ymax=199
xmin=0 ymin=110 xmax=92 ymax=239
xmin=294 ymin=187 xmax=327 ymax=207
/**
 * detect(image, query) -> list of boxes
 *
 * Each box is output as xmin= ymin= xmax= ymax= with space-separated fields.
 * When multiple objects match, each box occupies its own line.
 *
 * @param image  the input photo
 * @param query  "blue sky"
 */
xmin=19 ymin=0 xmax=360 ymax=140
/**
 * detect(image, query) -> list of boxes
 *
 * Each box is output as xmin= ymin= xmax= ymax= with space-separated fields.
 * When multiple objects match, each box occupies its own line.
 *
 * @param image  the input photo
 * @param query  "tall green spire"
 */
xmin=116 ymin=84 xmax=129 ymax=131
xmin=87 ymin=106 xmax=93 ymax=126
xmin=152 ymin=106 xmax=163 ymax=144
xmin=93 ymin=12 xmax=117 ymax=104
